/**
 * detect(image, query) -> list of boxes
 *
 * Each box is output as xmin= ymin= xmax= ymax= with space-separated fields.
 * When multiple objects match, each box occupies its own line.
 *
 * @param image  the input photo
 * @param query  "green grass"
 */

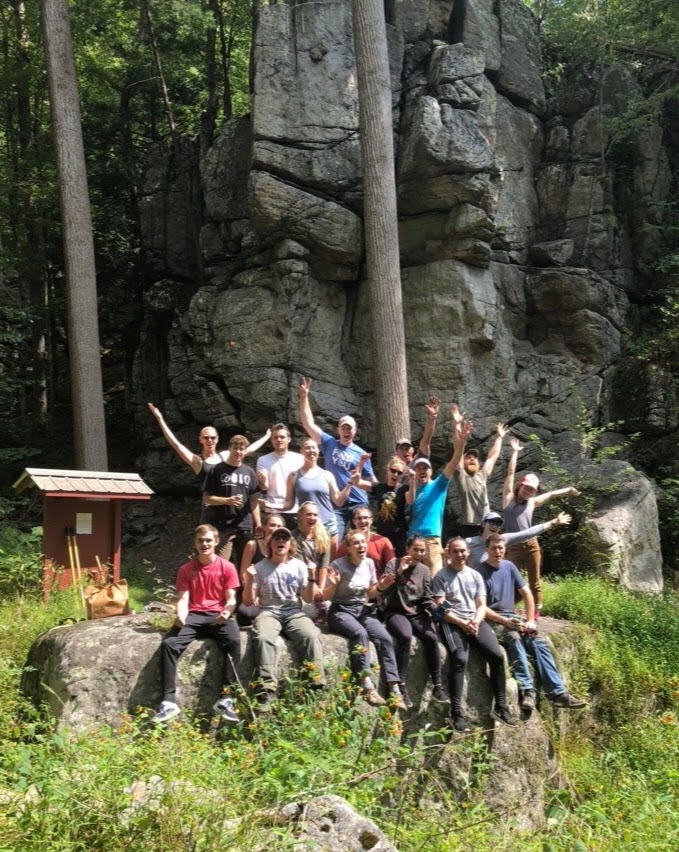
xmin=2 ymin=536 xmax=679 ymax=850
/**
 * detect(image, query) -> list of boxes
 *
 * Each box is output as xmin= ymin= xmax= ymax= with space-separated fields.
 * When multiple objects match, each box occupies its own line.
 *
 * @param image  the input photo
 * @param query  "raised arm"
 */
xmin=533 ymin=485 xmax=581 ymax=510
xmin=299 ymin=377 xmax=322 ymax=443
xmin=501 ymin=512 xmax=572 ymax=547
xmin=443 ymin=415 xmax=473 ymax=479
xmin=148 ymin=402 xmax=202 ymax=474
xmin=418 ymin=396 xmax=440 ymax=458
xmin=328 ymin=471 xmax=352 ymax=507
xmin=450 ymin=404 xmax=467 ymax=471
xmin=483 ymin=421 xmax=509 ymax=476
xmin=502 ymin=436 xmax=524 ymax=508
xmin=242 ymin=428 xmax=272 ymax=458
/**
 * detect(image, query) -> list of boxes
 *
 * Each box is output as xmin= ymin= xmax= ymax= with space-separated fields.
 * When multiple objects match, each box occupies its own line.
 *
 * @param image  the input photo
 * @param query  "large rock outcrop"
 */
xmin=23 ymin=613 xmax=586 ymax=830
xmin=131 ymin=0 xmax=674 ymax=589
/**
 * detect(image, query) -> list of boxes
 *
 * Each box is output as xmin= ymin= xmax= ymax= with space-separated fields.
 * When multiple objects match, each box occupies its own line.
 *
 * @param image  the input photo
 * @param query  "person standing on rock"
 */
xmin=451 ymin=405 xmax=509 ymax=538
xmin=463 ymin=510 xmax=573 ymax=571
xmin=298 ymin=377 xmax=376 ymax=541
xmin=154 ymin=524 xmax=241 ymax=724
xmin=405 ymin=410 xmax=473 ymax=577
xmin=202 ymin=434 xmax=263 ymax=563
xmin=393 ymin=395 xmax=440 ymax=466
xmin=477 ymin=534 xmax=587 ymax=712
xmin=242 ymin=527 xmax=326 ymax=710
xmin=147 ymin=403 xmax=271 ymax=501
xmin=256 ymin=423 xmax=304 ymax=530
xmin=502 ymin=436 xmax=581 ymax=614
xmin=432 ymin=537 xmax=517 ymax=733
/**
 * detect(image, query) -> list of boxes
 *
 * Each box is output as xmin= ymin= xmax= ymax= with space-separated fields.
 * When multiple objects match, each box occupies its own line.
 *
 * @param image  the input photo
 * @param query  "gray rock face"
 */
xmin=576 ymin=462 xmax=663 ymax=593
xmin=133 ymin=0 xmax=675 ymax=592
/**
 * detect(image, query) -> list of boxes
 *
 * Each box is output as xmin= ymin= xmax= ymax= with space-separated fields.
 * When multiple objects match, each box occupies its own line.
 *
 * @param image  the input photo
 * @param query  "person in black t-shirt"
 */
xmin=203 ymin=434 xmax=262 ymax=563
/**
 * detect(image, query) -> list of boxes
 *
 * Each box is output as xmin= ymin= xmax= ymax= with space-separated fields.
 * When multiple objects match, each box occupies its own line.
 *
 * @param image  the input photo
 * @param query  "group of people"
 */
xmin=147 ymin=381 xmax=585 ymax=731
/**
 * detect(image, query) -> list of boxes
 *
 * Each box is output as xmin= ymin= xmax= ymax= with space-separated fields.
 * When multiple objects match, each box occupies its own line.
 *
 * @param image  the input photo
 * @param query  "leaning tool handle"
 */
xmin=95 ymin=555 xmax=109 ymax=587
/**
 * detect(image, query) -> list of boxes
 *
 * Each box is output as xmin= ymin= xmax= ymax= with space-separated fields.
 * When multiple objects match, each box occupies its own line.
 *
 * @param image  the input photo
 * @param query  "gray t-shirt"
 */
xmin=431 ymin=565 xmax=485 ymax=621
xmin=453 ymin=467 xmax=489 ymax=525
xmin=329 ymin=556 xmax=377 ymax=606
xmin=254 ymin=557 xmax=307 ymax=618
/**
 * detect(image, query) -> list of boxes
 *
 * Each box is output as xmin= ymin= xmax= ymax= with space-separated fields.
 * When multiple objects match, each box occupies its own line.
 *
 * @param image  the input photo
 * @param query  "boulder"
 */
xmin=576 ymin=461 xmax=664 ymax=594
xmin=529 ymin=240 xmax=575 ymax=267
xmin=450 ymin=0 xmax=501 ymax=73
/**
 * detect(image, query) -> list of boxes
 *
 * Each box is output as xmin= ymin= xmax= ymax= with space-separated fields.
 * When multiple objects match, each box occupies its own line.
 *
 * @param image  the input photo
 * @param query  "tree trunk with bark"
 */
xmin=41 ymin=0 xmax=108 ymax=470
xmin=351 ymin=0 xmax=410 ymax=465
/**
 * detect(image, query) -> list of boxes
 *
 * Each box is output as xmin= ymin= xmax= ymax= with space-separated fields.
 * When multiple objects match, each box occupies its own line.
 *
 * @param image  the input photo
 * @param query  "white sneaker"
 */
xmin=154 ymin=701 xmax=181 ymax=723
xmin=212 ymin=696 xmax=240 ymax=722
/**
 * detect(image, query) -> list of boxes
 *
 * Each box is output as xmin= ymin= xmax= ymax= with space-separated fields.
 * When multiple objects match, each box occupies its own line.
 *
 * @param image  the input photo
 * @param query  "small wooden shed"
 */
xmin=13 ymin=468 xmax=154 ymax=595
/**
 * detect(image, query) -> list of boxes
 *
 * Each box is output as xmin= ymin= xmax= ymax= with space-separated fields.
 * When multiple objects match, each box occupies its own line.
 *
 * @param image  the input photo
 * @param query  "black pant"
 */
xmin=161 ymin=611 xmax=241 ymax=702
xmin=384 ymin=611 xmax=442 ymax=686
xmin=438 ymin=619 xmax=507 ymax=716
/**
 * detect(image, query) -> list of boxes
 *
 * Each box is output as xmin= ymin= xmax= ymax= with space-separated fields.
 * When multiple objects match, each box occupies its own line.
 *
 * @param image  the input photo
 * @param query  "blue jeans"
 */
xmin=493 ymin=624 xmax=566 ymax=699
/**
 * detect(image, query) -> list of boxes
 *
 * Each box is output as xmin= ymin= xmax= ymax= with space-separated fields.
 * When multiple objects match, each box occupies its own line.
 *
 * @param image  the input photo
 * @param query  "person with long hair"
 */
xmin=282 ymin=437 xmax=352 ymax=553
xmin=502 ymin=437 xmax=581 ymax=614
xmin=380 ymin=535 xmax=447 ymax=708
xmin=238 ymin=513 xmax=285 ymax=625
xmin=334 ymin=505 xmax=396 ymax=577
xmin=324 ymin=530 xmax=406 ymax=710
xmin=295 ymin=502 xmax=332 ymax=622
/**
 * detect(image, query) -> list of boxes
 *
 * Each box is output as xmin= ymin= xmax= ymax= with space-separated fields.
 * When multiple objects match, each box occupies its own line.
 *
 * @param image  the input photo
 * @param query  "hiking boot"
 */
xmin=491 ymin=705 xmax=518 ymax=727
xmin=154 ymin=701 xmax=181 ymax=724
xmin=519 ymin=689 xmax=536 ymax=711
xmin=389 ymin=690 xmax=408 ymax=711
xmin=431 ymin=684 xmax=449 ymax=704
xmin=551 ymin=692 xmax=587 ymax=709
xmin=451 ymin=714 xmax=471 ymax=733
xmin=363 ymin=687 xmax=386 ymax=707
xmin=212 ymin=696 xmax=240 ymax=722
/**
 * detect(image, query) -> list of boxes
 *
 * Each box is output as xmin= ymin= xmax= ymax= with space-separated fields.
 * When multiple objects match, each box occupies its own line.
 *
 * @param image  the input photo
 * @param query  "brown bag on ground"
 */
xmin=85 ymin=574 xmax=130 ymax=620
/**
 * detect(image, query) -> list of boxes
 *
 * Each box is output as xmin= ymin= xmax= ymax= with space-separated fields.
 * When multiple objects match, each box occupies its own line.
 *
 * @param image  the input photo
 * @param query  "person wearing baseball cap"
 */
xmin=501 ymin=437 xmax=581 ymax=613
xmin=405 ymin=410 xmax=474 ymax=577
xmin=393 ymin=396 xmax=441 ymax=465
xmin=298 ymin=377 xmax=376 ymax=541
xmin=450 ymin=406 xmax=510 ymax=538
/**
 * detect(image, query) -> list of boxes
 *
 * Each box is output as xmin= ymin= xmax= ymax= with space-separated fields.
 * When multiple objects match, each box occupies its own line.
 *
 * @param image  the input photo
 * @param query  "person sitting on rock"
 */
xmin=432 ymin=537 xmax=517 ymax=733
xmin=324 ymin=529 xmax=407 ymax=710
xmin=405 ymin=409 xmax=473 ymax=577
xmin=298 ymin=376 xmax=376 ymax=540
xmin=334 ymin=505 xmax=396 ymax=578
xmin=380 ymin=535 xmax=448 ymax=708
xmin=294 ymin=501 xmax=332 ymax=622
xmin=450 ymin=405 xmax=509 ymax=538
xmin=243 ymin=527 xmax=326 ymax=709
xmin=237 ymin=513 xmax=285 ymax=627
xmin=502 ymin=436 xmax=581 ymax=614
xmin=476 ymin=534 xmax=587 ymax=712
xmin=155 ymin=524 xmax=241 ymax=724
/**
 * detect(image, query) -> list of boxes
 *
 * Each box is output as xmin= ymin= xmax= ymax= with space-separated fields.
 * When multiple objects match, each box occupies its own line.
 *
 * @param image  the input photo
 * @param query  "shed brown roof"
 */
xmin=13 ymin=468 xmax=154 ymax=499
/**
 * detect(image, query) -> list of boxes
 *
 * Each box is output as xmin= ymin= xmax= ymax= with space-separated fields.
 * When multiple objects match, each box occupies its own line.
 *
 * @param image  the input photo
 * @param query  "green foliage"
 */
xmin=541 ymin=577 xmax=679 ymax=849
xmin=0 ymin=526 xmax=45 ymax=599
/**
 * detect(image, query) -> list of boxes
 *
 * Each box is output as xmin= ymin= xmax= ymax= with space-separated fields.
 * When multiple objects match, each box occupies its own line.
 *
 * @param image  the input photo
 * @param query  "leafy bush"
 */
xmin=0 ymin=526 xmax=45 ymax=599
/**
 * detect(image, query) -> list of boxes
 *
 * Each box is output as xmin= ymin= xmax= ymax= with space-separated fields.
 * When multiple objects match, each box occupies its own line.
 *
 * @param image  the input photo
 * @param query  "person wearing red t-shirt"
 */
xmin=334 ymin=505 xmax=396 ymax=578
xmin=155 ymin=524 xmax=241 ymax=724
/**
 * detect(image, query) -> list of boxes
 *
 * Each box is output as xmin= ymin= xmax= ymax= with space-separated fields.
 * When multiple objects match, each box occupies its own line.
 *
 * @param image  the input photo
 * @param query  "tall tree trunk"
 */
xmin=351 ymin=0 xmax=409 ymax=464
xmin=41 ymin=0 xmax=108 ymax=470
xmin=140 ymin=0 xmax=178 ymax=149
xmin=200 ymin=0 xmax=219 ymax=154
